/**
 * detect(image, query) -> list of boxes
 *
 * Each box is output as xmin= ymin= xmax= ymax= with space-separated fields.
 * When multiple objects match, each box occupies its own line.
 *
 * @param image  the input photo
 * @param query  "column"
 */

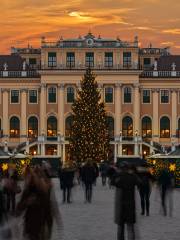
xmin=2 ymin=89 xmax=9 ymax=138
xmin=20 ymin=89 xmax=27 ymax=142
xmin=115 ymin=83 xmax=122 ymax=135
xmin=58 ymin=84 xmax=65 ymax=162
xmin=115 ymin=83 xmax=122 ymax=157
xmin=133 ymin=84 xmax=140 ymax=135
xmin=152 ymin=89 xmax=159 ymax=142
xmin=40 ymin=84 xmax=46 ymax=135
xmin=58 ymin=84 xmax=64 ymax=135
xmin=171 ymin=89 xmax=177 ymax=142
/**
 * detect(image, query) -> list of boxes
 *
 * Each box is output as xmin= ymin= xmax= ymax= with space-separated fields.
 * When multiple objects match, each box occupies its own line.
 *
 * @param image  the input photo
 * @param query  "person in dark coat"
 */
xmin=59 ymin=163 xmax=75 ymax=203
xmin=16 ymin=167 xmax=54 ymax=240
xmin=81 ymin=159 xmax=96 ymax=203
xmin=114 ymin=162 xmax=140 ymax=240
xmin=137 ymin=166 xmax=154 ymax=216
xmin=158 ymin=167 xmax=174 ymax=216
xmin=99 ymin=161 xmax=108 ymax=186
xmin=107 ymin=162 xmax=117 ymax=188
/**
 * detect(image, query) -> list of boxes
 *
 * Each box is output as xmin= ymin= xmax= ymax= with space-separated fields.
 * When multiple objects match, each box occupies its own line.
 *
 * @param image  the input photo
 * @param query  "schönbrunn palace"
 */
xmin=0 ymin=32 xmax=180 ymax=162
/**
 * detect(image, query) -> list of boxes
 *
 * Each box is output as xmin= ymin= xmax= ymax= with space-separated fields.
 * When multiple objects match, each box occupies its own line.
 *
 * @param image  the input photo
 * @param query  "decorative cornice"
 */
xmin=20 ymin=88 xmax=28 ymax=93
xmin=152 ymin=88 xmax=160 ymax=93
xmin=58 ymin=83 xmax=65 ymax=89
xmin=1 ymin=88 xmax=10 ymax=93
xmin=115 ymin=83 xmax=122 ymax=88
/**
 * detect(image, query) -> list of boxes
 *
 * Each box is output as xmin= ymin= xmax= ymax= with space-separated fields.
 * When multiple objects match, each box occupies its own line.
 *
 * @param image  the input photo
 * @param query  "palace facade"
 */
xmin=0 ymin=32 xmax=180 ymax=162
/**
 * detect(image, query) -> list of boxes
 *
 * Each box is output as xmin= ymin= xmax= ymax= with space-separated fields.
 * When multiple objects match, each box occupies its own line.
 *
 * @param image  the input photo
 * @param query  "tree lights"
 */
xmin=69 ymin=68 xmax=110 ymax=163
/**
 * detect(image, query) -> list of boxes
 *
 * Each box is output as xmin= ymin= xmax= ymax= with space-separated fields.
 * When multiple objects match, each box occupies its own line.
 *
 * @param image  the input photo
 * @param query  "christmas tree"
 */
xmin=69 ymin=69 xmax=110 ymax=163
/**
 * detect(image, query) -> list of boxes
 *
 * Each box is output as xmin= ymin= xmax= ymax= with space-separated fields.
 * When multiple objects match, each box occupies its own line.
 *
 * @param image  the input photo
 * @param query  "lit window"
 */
xmin=10 ymin=116 xmax=20 ymax=138
xmin=28 ymin=117 xmax=38 ymax=138
xmin=11 ymin=90 xmax=19 ymax=103
xmin=122 ymin=116 xmax=133 ymax=139
xmin=143 ymin=90 xmax=151 ymax=103
xmin=48 ymin=87 xmax=56 ymax=103
xmin=47 ymin=116 xmax=57 ymax=137
xmin=161 ymin=90 xmax=169 ymax=103
xmin=124 ymin=87 xmax=131 ymax=103
xmin=29 ymin=90 xmax=38 ymax=103
xmin=105 ymin=87 xmax=113 ymax=103
xmin=160 ymin=116 xmax=170 ymax=138
xmin=142 ymin=116 xmax=152 ymax=138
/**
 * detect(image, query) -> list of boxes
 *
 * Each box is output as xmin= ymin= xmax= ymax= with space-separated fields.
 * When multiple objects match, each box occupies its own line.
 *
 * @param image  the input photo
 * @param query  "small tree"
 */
xmin=69 ymin=69 xmax=110 ymax=163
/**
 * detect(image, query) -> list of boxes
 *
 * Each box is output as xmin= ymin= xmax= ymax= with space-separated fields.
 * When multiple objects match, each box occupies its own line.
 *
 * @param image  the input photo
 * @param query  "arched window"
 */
xmin=142 ymin=116 xmax=152 ymax=138
xmin=105 ymin=116 xmax=114 ymax=139
xmin=65 ymin=115 xmax=74 ymax=137
xmin=28 ymin=116 xmax=38 ymax=138
xmin=124 ymin=87 xmax=132 ymax=103
xmin=10 ymin=116 xmax=20 ymax=138
xmin=160 ymin=116 xmax=170 ymax=138
xmin=47 ymin=116 xmax=57 ymax=137
xmin=122 ymin=116 xmax=133 ymax=138
xmin=67 ymin=87 xmax=75 ymax=103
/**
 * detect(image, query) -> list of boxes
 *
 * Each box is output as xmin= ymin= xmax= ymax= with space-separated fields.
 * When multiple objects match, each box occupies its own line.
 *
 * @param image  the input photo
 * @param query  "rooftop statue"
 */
xmin=171 ymin=62 xmax=176 ymax=71
xmin=3 ymin=62 xmax=8 ymax=71
xmin=154 ymin=60 xmax=158 ymax=71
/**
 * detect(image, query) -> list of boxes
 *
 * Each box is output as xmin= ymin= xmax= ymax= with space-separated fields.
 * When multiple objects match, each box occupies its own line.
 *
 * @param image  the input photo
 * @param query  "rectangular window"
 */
xmin=48 ymin=52 xmax=57 ymax=67
xmin=48 ymin=87 xmax=56 ymax=103
xmin=143 ymin=90 xmax=151 ymax=103
xmin=29 ymin=58 xmax=37 ymax=65
xmin=66 ymin=52 xmax=75 ymax=68
xmin=105 ymin=52 xmax=113 ymax=67
xmin=67 ymin=87 xmax=75 ymax=103
xmin=105 ymin=87 xmax=113 ymax=103
xmin=143 ymin=58 xmax=151 ymax=65
xmin=29 ymin=90 xmax=38 ymax=103
xmin=161 ymin=90 xmax=169 ymax=103
xmin=11 ymin=90 xmax=19 ymax=103
xmin=85 ymin=52 xmax=94 ymax=67
xmin=124 ymin=87 xmax=131 ymax=103
xmin=123 ymin=52 xmax=131 ymax=68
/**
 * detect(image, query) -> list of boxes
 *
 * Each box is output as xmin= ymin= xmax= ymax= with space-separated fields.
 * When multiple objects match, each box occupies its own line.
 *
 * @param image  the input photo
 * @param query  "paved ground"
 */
xmin=51 ymin=178 xmax=180 ymax=240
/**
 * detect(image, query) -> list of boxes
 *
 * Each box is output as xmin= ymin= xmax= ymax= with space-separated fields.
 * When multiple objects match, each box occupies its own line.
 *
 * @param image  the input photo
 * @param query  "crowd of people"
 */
xmin=0 ymin=158 xmax=176 ymax=240
xmin=0 ymin=162 xmax=62 ymax=240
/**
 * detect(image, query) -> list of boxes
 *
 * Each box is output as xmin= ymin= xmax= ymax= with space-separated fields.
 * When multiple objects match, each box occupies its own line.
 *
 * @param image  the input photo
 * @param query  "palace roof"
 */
xmin=157 ymin=55 xmax=180 ymax=71
xmin=0 ymin=55 xmax=28 ymax=71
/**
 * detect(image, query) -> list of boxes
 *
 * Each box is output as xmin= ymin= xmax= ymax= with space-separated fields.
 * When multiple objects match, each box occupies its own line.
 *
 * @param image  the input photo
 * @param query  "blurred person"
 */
xmin=81 ymin=159 xmax=96 ymax=203
xmin=137 ymin=164 xmax=154 ymax=216
xmin=99 ymin=161 xmax=108 ymax=186
xmin=107 ymin=161 xmax=117 ymax=188
xmin=114 ymin=162 xmax=141 ymax=240
xmin=3 ymin=170 xmax=19 ymax=213
xmin=16 ymin=166 xmax=62 ymax=240
xmin=59 ymin=162 xmax=75 ymax=203
xmin=158 ymin=167 xmax=174 ymax=216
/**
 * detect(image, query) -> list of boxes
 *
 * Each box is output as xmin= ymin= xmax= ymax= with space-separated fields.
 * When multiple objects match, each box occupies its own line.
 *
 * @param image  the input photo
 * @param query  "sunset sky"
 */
xmin=0 ymin=0 xmax=180 ymax=54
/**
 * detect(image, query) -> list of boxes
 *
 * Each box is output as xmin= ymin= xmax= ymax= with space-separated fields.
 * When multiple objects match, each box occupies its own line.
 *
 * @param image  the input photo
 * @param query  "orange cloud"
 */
xmin=0 ymin=0 xmax=180 ymax=54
